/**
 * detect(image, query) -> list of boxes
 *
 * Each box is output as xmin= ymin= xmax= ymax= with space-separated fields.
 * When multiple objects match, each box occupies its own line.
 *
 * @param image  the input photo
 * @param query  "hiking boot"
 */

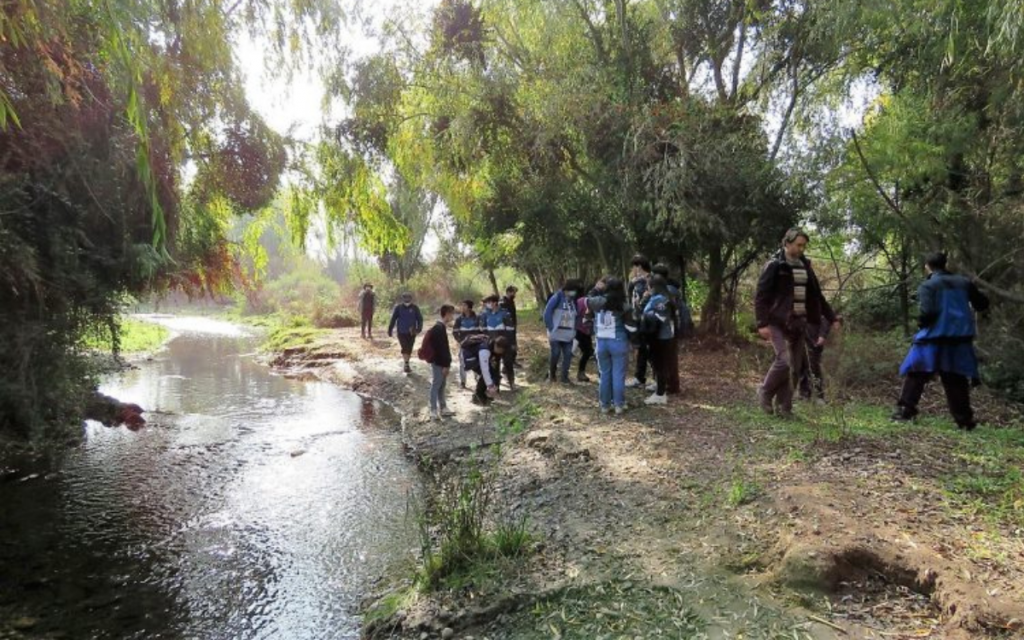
xmin=756 ymin=386 xmax=774 ymax=415
xmin=644 ymin=393 xmax=667 ymax=406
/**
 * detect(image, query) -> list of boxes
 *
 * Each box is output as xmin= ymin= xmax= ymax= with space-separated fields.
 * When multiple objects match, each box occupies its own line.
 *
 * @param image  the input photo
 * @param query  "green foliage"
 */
xmin=414 ymin=459 xmax=533 ymax=591
xmin=726 ymin=476 xmax=762 ymax=508
xmin=84 ymin=318 xmax=171 ymax=355
xmin=263 ymin=324 xmax=327 ymax=353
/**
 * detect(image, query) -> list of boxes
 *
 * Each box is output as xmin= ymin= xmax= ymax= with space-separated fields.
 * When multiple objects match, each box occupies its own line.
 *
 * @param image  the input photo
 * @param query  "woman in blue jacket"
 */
xmin=543 ymin=279 xmax=582 ymax=383
xmin=588 ymin=277 xmax=631 ymax=414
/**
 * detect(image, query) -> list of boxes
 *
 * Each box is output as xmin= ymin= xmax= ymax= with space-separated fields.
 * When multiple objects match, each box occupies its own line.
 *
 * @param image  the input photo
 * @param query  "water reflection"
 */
xmin=0 ymin=317 xmax=418 ymax=639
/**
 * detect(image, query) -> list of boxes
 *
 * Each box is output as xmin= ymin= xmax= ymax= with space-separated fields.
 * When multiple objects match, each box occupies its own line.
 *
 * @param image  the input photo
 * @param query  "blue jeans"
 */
xmin=597 ymin=338 xmax=629 ymax=408
xmin=430 ymin=364 xmax=448 ymax=412
xmin=549 ymin=340 xmax=573 ymax=381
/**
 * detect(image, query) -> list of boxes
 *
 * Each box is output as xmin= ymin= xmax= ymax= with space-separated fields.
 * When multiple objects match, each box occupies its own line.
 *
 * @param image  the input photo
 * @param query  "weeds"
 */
xmin=727 ymin=475 xmax=762 ymax=508
xmin=414 ymin=458 xmax=533 ymax=591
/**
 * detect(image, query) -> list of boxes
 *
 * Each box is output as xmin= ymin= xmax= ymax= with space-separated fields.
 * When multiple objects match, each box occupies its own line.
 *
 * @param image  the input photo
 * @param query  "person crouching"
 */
xmin=460 ymin=335 xmax=508 ymax=406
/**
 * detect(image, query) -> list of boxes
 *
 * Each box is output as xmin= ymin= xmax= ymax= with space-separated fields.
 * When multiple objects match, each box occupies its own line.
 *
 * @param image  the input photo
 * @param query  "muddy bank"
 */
xmin=270 ymin=327 xmax=1024 ymax=640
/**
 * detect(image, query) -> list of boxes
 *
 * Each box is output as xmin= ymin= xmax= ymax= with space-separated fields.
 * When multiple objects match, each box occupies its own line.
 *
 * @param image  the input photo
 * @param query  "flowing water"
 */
xmin=0 ymin=317 xmax=419 ymax=639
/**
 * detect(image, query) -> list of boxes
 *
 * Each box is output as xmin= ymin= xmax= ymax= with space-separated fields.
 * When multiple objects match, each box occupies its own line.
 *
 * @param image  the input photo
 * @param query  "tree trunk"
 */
xmin=487 ymin=268 xmax=499 ymax=297
xmin=701 ymin=245 xmax=726 ymax=335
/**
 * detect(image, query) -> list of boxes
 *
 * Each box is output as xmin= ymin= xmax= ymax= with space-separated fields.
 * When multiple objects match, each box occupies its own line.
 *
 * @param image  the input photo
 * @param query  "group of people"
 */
xmin=754 ymin=228 xmax=989 ymax=429
xmin=359 ymin=226 xmax=991 ymax=428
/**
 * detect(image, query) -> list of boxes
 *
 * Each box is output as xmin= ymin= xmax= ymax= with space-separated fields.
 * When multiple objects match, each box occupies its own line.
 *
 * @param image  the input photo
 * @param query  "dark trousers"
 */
xmin=501 ymin=347 xmax=516 ymax=387
xmin=576 ymin=331 xmax=594 ymax=375
xmin=361 ymin=312 xmax=374 ymax=337
xmin=666 ymin=337 xmax=681 ymax=394
xmin=761 ymin=326 xmax=806 ymax=414
xmin=650 ymin=338 xmax=672 ymax=395
xmin=634 ymin=339 xmax=650 ymax=383
xmin=898 ymin=371 xmax=975 ymax=427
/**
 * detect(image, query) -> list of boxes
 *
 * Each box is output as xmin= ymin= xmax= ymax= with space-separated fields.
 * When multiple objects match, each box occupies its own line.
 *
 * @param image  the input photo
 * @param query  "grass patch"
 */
xmin=363 ymin=585 xmax=418 ymax=630
xmin=415 ymin=460 xmax=534 ymax=592
xmin=494 ymin=389 xmax=541 ymax=439
xmin=726 ymin=476 xmax=762 ymax=508
xmin=503 ymin=581 xmax=706 ymax=639
xmin=85 ymin=317 xmax=170 ymax=354
xmin=944 ymin=426 xmax=1024 ymax=528
xmin=263 ymin=323 xmax=327 ymax=352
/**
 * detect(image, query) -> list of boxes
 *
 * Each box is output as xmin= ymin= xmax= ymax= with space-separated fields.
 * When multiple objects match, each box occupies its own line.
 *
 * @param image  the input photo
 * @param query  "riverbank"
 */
xmin=268 ymin=326 xmax=1024 ymax=639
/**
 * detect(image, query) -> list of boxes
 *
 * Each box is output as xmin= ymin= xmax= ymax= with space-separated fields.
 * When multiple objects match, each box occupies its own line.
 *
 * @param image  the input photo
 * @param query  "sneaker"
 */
xmin=508 ymin=381 xmax=517 ymax=392
xmin=576 ymin=372 xmax=591 ymax=383
xmin=644 ymin=393 xmax=667 ymax=406
xmin=429 ymin=410 xmax=441 ymax=420
xmin=560 ymin=377 xmax=573 ymax=385
xmin=440 ymin=409 xmax=456 ymax=418
xmin=614 ymin=405 xmax=625 ymax=415
xmin=958 ymin=420 xmax=977 ymax=431
xmin=459 ymin=381 xmax=467 ymax=389
xmin=600 ymin=405 xmax=611 ymax=415
xmin=625 ymin=378 xmax=643 ymax=389
xmin=404 ymin=364 xmax=412 ymax=374
xmin=890 ymin=408 xmax=916 ymax=422
xmin=757 ymin=386 xmax=774 ymax=415
xmin=645 ymin=382 xmax=657 ymax=392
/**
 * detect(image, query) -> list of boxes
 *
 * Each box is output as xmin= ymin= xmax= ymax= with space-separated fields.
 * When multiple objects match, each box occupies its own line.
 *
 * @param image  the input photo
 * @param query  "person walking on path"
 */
xmin=754 ymin=228 xmax=836 ymax=418
xmin=543 ymin=280 xmax=581 ymax=384
xmin=357 ymin=283 xmax=377 ymax=339
xmin=423 ymin=305 xmax=456 ymax=420
xmin=453 ymin=299 xmax=480 ymax=389
xmin=588 ymin=277 xmax=631 ymax=414
xmin=892 ymin=253 xmax=990 ymax=430
xmin=387 ymin=292 xmax=423 ymax=374
xmin=574 ymin=293 xmax=595 ymax=382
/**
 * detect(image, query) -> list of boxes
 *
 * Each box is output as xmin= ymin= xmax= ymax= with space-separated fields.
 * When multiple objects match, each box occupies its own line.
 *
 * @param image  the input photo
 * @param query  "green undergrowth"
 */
xmin=85 ymin=317 xmax=171 ymax=354
xmin=415 ymin=460 xmax=533 ymax=593
xmin=498 ymin=581 xmax=707 ymax=639
xmin=725 ymin=401 xmax=1024 ymax=527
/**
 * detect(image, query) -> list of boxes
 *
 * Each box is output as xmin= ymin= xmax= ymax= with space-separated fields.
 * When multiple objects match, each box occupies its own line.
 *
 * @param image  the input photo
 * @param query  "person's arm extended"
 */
xmin=479 ymin=350 xmax=494 ymax=387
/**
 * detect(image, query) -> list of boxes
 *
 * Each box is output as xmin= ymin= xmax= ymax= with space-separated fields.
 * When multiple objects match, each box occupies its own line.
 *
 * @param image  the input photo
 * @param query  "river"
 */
xmin=0 ymin=317 xmax=419 ymax=639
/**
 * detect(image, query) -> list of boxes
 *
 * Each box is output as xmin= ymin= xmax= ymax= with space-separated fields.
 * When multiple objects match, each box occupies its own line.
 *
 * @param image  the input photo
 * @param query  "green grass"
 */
xmin=725 ymin=400 xmax=1024 ymax=528
xmin=263 ymin=323 xmax=328 ymax=352
xmin=503 ymin=582 xmax=706 ymax=639
xmin=363 ymin=586 xmax=418 ymax=630
xmin=726 ymin=476 xmax=762 ymax=508
xmin=85 ymin=317 xmax=171 ymax=354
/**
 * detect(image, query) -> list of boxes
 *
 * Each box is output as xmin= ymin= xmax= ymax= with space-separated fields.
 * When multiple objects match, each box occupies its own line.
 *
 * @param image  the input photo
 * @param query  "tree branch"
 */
xmin=850 ymin=130 xmax=905 ymax=219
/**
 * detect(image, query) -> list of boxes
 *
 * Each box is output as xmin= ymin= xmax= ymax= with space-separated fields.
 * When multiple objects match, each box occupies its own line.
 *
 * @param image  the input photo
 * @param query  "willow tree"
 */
xmin=0 ymin=0 xmax=347 ymax=436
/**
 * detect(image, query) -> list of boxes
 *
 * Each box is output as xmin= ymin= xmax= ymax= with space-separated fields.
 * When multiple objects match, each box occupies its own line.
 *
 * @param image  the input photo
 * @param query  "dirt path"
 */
xmin=270 ymin=327 xmax=1024 ymax=639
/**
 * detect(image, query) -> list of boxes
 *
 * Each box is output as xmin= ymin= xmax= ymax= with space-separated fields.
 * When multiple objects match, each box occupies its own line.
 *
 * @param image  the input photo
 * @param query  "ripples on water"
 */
xmin=0 ymin=317 xmax=419 ymax=639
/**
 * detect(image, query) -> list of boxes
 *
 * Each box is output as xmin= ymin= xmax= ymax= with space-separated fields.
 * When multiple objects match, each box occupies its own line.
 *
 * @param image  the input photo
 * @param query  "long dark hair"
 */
xmin=603 ymin=277 xmax=626 ymax=312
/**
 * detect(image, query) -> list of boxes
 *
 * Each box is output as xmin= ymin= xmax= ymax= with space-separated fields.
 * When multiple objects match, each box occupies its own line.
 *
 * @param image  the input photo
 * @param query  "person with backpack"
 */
xmin=588 ymin=277 xmax=631 ymax=414
xmin=626 ymin=255 xmax=653 ymax=390
xmin=357 ymin=283 xmax=377 ymax=340
xmin=460 ymin=334 xmax=509 ymax=406
xmin=652 ymin=263 xmax=689 ymax=395
xmin=387 ymin=292 xmax=423 ymax=374
xmin=642 ymin=275 xmax=676 ymax=405
xmin=421 ymin=304 xmax=456 ymax=420
xmin=453 ymin=299 xmax=480 ymax=389
xmin=543 ymin=280 xmax=582 ymax=384
xmin=892 ymin=253 xmax=990 ymax=430
xmin=754 ymin=228 xmax=836 ymax=418
xmin=479 ymin=294 xmax=517 ymax=391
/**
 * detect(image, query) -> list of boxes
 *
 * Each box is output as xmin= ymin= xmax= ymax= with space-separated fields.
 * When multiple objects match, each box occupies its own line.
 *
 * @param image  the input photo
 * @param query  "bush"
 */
xmin=842 ymin=285 xmax=904 ymax=331
xmin=977 ymin=312 xmax=1024 ymax=404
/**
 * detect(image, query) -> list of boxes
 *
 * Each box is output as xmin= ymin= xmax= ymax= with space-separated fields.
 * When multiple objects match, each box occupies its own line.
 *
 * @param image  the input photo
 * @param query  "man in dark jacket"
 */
xmin=424 ymin=304 xmax=456 ymax=420
xmin=754 ymin=228 xmax=836 ymax=418
xmin=357 ymin=283 xmax=377 ymax=339
xmin=500 ymin=285 xmax=520 ymax=366
xmin=387 ymin=292 xmax=423 ymax=374
xmin=892 ymin=253 xmax=990 ymax=429
xmin=626 ymin=255 xmax=653 ymax=389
